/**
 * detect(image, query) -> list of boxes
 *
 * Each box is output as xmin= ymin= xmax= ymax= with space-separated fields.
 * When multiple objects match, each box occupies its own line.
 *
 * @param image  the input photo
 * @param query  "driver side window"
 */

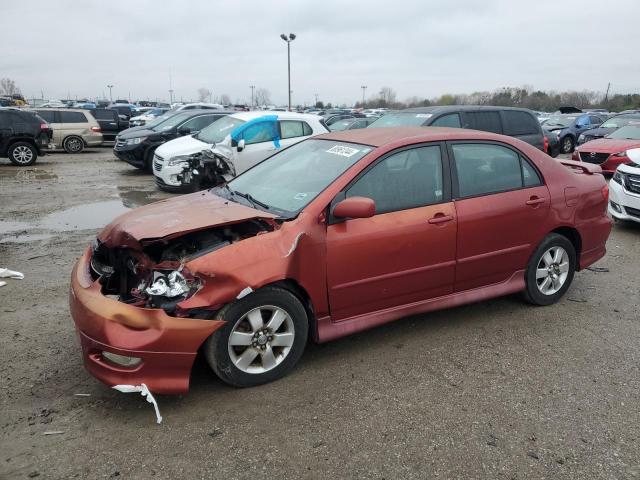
xmin=346 ymin=146 xmax=444 ymax=215
xmin=240 ymin=123 xmax=275 ymax=145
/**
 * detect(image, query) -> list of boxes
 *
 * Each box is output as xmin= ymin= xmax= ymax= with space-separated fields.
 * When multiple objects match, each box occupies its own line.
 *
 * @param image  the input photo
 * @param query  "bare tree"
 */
xmin=0 ymin=78 xmax=20 ymax=96
xmin=255 ymin=88 xmax=271 ymax=106
xmin=197 ymin=88 xmax=211 ymax=102
xmin=378 ymin=87 xmax=397 ymax=106
xmin=219 ymin=94 xmax=231 ymax=105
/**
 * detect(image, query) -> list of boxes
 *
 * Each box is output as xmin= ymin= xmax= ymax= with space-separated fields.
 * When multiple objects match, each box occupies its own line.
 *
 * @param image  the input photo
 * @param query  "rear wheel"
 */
xmin=63 ymin=136 xmax=84 ymax=153
xmin=8 ymin=142 xmax=37 ymax=166
xmin=204 ymin=287 xmax=308 ymax=387
xmin=523 ymin=233 xmax=576 ymax=306
xmin=560 ymin=136 xmax=574 ymax=154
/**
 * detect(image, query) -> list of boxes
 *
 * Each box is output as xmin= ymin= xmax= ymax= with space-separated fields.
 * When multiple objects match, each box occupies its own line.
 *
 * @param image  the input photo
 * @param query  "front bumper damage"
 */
xmin=69 ymin=248 xmax=225 ymax=394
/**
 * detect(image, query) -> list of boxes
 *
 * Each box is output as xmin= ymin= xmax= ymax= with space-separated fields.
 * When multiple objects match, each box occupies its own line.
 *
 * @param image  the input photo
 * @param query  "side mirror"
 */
xmin=333 ymin=196 xmax=375 ymax=219
xmin=178 ymin=126 xmax=192 ymax=136
xmin=236 ymin=138 xmax=246 ymax=152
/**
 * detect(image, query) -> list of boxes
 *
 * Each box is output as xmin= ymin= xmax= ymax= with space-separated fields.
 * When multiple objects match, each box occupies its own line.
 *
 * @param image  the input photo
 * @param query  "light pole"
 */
xmin=361 ymin=85 xmax=367 ymax=108
xmin=249 ymin=85 xmax=256 ymax=108
xmin=280 ymin=33 xmax=296 ymax=111
xmin=107 ymin=84 xmax=113 ymax=102
xmin=169 ymin=89 xmax=174 ymax=104
xmin=315 ymin=93 xmax=319 ymax=106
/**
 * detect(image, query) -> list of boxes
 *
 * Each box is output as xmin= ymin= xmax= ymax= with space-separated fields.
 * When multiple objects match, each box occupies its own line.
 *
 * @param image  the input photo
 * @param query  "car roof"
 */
xmin=171 ymin=109 xmax=229 ymax=117
xmin=229 ymin=111 xmax=322 ymax=121
xmin=317 ymin=126 xmax=507 ymax=147
xmin=33 ymin=107 xmax=89 ymax=113
xmin=399 ymin=105 xmax=535 ymax=114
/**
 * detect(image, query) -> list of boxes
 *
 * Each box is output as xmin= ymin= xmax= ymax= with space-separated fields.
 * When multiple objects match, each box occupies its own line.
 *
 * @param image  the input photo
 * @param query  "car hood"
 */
xmin=155 ymin=134 xmax=209 ymax=159
xmin=576 ymin=138 xmax=640 ymax=153
xmin=98 ymin=191 xmax=278 ymax=248
xmin=118 ymin=128 xmax=157 ymax=140
xmin=581 ymin=127 xmax=614 ymax=137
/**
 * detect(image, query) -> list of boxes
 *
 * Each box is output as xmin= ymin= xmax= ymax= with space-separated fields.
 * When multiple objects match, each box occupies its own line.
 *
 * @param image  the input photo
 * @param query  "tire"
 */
xmin=560 ymin=136 xmax=574 ymax=154
xmin=204 ymin=287 xmax=309 ymax=387
xmin=63 ymin=136 xmax=84 ymax=153
xmin=143 ymin=147 xmax=156 ymax=172
xmin=523 ymin=233 xmax=576 ymax=306
xmin=8 ymin=142 xmax=38 ymax=166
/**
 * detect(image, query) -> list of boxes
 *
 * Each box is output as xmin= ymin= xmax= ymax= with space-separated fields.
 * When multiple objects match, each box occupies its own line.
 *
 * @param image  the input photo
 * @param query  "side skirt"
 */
xmin=316 ymin=270 xmax=526 ymax=343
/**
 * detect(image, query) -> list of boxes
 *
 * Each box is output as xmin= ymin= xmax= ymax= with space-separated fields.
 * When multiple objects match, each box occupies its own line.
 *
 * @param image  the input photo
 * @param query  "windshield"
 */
xmin=329 ymin=119 xmax=356 ymax=131
xmin=195 ymin=115 xmax=245 ymax=143
xmin=151 ymin=112 xmax=191 ymax=131
xmin=368 ymin=112 xmax=431 ymax=128
xmin=606 ymin=125 xmax=640 ymax=140
xmin=222 ymin=139 xmax=373 ymax=217
xmin=601 ymin=116 xmax=640 ymax=129
xmin=545 ymin=116 xmax=576 ymax=128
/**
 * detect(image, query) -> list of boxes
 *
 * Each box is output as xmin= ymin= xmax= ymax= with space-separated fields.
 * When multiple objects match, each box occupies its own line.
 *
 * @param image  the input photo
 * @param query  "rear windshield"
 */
xmin=606 ymin=125 xmax=640 ymax=140
xmin=368 ymin=112 xmax=432 ymax=128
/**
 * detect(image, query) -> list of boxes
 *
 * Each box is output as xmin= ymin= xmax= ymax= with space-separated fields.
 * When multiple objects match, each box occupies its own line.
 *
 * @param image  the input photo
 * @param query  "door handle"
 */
xmin=526 ymin=196 xmax=546 ymax=206
xmin=428 ymin=214 xmax=454 ymax=224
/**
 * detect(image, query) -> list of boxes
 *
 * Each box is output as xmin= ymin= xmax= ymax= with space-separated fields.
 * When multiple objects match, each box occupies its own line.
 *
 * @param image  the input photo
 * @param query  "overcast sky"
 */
xmin=2 ymin=0 xmax=639 ymax=106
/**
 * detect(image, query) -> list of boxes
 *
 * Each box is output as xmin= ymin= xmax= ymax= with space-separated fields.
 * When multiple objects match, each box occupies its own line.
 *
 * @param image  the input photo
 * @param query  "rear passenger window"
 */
xmin=589 ymin=116 xmax=602 ymax=126
xmin=36 ymin=110 xmax=56 ymax=123
xmin=502 ymin=111 xmax=539 ymax=135
xmin=465 ymin=111 xmax=502 ymax=134
xmin=347 ymin=146 xmax=443 ymax=214
xmin=59 ymin=111 xmax=87 ymax=123
xmin=92 ymin=109 xmax=115 ymax=121
xmin=452 ymin=143 xmax=541 ymax=198
xmin=280 ymin=120 xmax=309 ymax=139
xmin=431 ymin=113 xmax=461 ymax=128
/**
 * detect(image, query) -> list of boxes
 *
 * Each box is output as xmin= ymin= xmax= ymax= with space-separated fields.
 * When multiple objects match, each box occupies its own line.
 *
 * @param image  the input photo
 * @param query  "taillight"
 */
xmin=91 ymin=126 xmax=101 ymax=133
xmin=543 ymin=136 xmax=549 ymax=154
xmin=601 ymin=184 xmax=609 ymax=202
xmin=40 ymin=123 xmax=48 ymax=129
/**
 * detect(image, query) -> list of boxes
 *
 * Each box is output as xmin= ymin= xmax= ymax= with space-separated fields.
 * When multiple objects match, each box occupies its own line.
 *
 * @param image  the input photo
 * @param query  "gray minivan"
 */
xmin=369 ymin=106 xmax=545 ymax=152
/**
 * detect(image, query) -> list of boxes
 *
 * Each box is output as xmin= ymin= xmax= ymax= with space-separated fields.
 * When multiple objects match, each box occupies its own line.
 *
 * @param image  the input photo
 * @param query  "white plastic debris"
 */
xmin=236 ymin=286 xmax=253 ymax=299
xmin=43 ymin=431 xmax=65 ymax=435
xmin=0 ymin=268 xmax=24 ymax=280
xmin=0 ymin=281 xmax=6 ymax=288
xmin=112 ymin=383 xmax=163 ymax=424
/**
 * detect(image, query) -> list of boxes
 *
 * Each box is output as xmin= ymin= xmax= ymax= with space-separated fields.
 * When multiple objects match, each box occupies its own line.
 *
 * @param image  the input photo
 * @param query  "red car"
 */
xmin=573 ymin=124 xmax=640 ymax=174
xmin=70 ymin=127 xmax=612 ymax=393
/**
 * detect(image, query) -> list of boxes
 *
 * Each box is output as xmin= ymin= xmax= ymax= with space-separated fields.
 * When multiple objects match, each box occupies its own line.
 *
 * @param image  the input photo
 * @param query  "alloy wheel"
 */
xmin=227 ymin=306 xmax=295 ymax=374
xmin=535 ymin=246 xmax=570 ymax=295
xmin=66 ymin=138 xmax=83 ymax=152
xmin=12 ymin=145 xmax=33 ymax=164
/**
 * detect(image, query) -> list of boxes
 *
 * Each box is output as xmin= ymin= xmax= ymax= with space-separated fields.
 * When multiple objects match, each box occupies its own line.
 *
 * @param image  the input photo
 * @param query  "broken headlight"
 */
xmin=145 ymin=270 xmax=192 ymax=298
xmin=167 ymin=155 xmax=193 ymax=166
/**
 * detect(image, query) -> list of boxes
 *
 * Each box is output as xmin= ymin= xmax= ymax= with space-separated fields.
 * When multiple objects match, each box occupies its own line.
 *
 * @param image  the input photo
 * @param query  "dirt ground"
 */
xmin=1 ymin=148 xmax=639 ymax=480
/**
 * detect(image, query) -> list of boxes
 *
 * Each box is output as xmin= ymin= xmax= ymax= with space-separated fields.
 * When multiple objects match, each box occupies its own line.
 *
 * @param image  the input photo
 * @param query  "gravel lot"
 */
xmin=1 ymin=148 xmax=639 ymax=479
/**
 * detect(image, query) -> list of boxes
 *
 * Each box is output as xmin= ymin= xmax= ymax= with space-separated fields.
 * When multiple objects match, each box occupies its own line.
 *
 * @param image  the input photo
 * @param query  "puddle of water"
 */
xmin=118 ymin=187 xmax=162 ymax=209
xmin=0 ymin=200 xmax=131 ymax=237
xmin=40 ymin=201 xmax=130 ymax=231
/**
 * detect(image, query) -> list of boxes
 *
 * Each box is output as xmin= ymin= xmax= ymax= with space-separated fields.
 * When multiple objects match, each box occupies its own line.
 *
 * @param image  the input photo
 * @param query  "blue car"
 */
xmin=543 ymin=113 xmax=605 ymax=153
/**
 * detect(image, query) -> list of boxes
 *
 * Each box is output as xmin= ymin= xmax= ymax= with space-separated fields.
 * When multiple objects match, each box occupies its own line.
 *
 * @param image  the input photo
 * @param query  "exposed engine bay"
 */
xmin=177 ymin=148 xmax=235 ymax=191
xmin=89 ymin=220 xmax=273 ymax=313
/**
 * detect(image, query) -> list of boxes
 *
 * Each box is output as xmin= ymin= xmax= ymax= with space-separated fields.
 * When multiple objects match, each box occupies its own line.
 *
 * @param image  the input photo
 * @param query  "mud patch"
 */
xmin=0 ymin=168 xmax=58 ymax=183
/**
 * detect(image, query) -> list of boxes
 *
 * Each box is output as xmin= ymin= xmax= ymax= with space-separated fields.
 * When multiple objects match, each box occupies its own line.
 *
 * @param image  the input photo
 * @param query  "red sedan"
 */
xmin=70 ymin=127 xmax=612 ymax=393
xmin=573 ymin=124 xmax=640 ymax=174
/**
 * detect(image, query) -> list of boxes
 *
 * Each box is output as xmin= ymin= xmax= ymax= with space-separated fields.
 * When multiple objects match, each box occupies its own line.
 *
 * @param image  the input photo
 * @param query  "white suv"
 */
xmin=153 ymin=111 xmax=328 ymax=192
xmin=609 ymin=148 xmax=640 ymax=224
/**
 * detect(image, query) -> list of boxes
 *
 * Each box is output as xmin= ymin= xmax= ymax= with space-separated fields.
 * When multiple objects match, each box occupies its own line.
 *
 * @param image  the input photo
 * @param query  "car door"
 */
xmin=233 ymin=121 xmax=281 ymax=174
xmin=449 ymin=141 xmax=550 ymax=292
xmin=0 ymin=112 xmax=12 ymax=152
xmin=574 ymin=115 xmax=591 ymax=137
xmin=279 ymin=120 xmax=313 ymax=148
xmin=326 ymin=143 xmax=457 ymax=321
xmin=37 ymin=110 xmax=62 ymax=146
xmin=462 ymin=111 xmax=503 ymax=134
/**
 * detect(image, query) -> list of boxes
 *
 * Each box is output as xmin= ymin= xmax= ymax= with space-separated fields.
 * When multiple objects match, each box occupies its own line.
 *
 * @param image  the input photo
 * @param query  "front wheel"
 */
xmin=8 ymin=142 xmax=38 ymax=166
xmin=523 ymin=233 xmax=576 ymax=306
xmin=204 ymin=287 xmax=309 ymax=387
xmin=63 ymin=136 xmax=84 ymax=153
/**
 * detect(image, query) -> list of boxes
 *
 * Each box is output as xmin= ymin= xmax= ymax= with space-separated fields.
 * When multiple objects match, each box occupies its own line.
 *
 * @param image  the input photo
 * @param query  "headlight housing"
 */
xmin=167 ymin=155 xmax=193 ymax=166
xmin=578 ymin=134 xmax=585 ymax=142
xmin=613 ymin=151 xmax=628 ymax=157
xmin=145 ymin=270 xmax=193 ymax=298
xmin=126 ymin=137 xmax=146 ymax=145
xmin=612 ymin=170 xmax=624 ymax=184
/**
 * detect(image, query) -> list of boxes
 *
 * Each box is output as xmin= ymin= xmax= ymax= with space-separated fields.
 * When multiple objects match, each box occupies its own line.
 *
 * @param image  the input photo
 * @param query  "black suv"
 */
xmin=369 ymin=106 xmax=545 ymax=151
xmin=90 ymin=109 xmax=129 ymax=142
xmin=113 ymin=109 xmax=227 ymax=170
xmin=0 ymin=109 xmax=52 ymax=166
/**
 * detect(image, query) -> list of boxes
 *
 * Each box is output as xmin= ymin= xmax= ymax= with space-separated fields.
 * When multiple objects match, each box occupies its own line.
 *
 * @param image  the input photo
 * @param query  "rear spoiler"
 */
xmin=558 ymin=159 xmax=602 ymax=175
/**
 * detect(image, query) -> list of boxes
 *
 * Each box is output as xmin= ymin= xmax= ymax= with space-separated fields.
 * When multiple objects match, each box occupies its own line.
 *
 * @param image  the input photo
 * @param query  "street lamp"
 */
xmin=280 ymin=33 xmax=296 ymax=111
xmin=107 ymin=84 xmax=113 ymax=102
xmin=361 ymin=85 xmax=367 ymax=108
xmin=249 ymin=85 xmax=256 ymax=108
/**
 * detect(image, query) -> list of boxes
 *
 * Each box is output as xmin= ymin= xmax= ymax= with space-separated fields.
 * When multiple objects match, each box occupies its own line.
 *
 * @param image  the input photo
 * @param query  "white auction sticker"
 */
xmin=326 ymin=145 xmax=360 ymax=157
xmin=415 ymin=114 xmax=433 ymax=118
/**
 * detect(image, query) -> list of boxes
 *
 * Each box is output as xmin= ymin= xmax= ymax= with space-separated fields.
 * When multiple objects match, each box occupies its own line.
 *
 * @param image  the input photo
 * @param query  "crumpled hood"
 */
xmin=98 ymin=191 xmax=278 ymax=248
xmin=155 ymin=134 xmax=209 ymax=159
xmin=576 ymin=138 xmax=640 ymax=153
xmin=118 ymin=128 xmax=156 ymax=140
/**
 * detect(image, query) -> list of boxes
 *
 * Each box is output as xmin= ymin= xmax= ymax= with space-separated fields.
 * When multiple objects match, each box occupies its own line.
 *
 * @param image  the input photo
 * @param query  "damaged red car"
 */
xmin=70 ymin=127 xmax=612 ymax=394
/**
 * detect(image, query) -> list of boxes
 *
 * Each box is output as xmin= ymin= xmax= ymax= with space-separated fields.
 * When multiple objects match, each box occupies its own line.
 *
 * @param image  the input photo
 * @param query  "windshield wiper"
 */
xmin=231 ymin=189 xmax=270 ymax=210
